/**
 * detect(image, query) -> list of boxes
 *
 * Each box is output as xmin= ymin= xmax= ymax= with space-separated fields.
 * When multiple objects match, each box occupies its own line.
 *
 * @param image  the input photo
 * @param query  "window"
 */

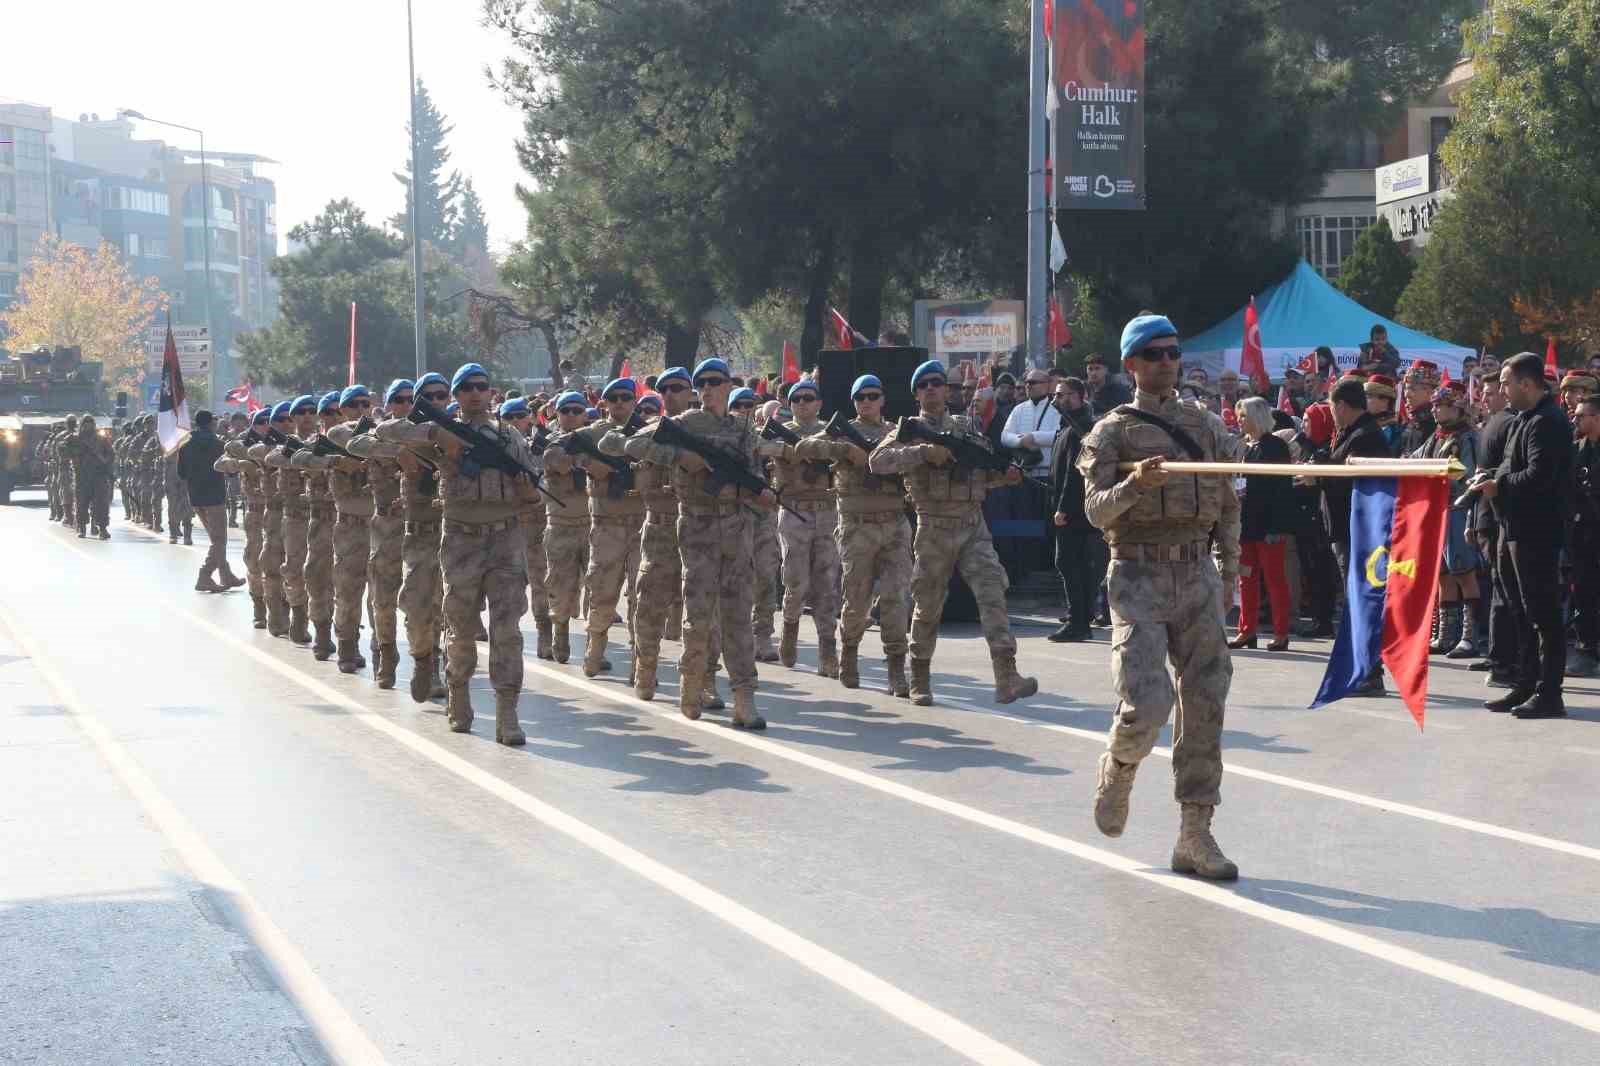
xmin=1332 ymin=130 xmax=1381 ymax=170
xmin=126 ymin=232 xmax=140 ymax=257
xmin=0 ymin=272 xmax=15 ymax=297
xmin=1296 ymin=215 xmax=1376 ymax=279
xmin=0 ymin=224 xmax=17 ymax=265
xmin=144 ymin=235 xmax=169 ymax=259
xmin=108 ymin=186 xmax=170 ymax=215
xmin=0 ymin=126 xmax=12 ymax=166
xmin=15 ymin=173 xmax=47 ymax=226
xmin=1429 ymin=117 xmax=1454 ymax=155
xmin=15 ymin=129 xmax=46 ymax=165
xmin=0 ymin=174 xmax=13 ymax=215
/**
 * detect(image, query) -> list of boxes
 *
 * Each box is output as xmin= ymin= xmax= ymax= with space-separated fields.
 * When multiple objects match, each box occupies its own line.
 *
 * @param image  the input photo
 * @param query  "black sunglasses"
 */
xmin=695 ymin=377 xmax=728 ymax=388
xmin=915 ymin=379 xmax=946 ymax=391
xmin=419 ymin=390 xmax=448 ymax=402
xmin=659 ymin=382 xmax=689 ymax=394
xmin=1139 ymin=346 xmax=1183 ymax=362
xmin=855 ymin=391 xmax=883 ymax=402
xmin=390 ymin=394 xmax=414 ymax=405
xmin=457 ymin=381 xmax=492 ymax=393
xmin=559 ymin=406 xmax=587 ymax=416
xmin=346 ymin=399 xmax=372 ymax=409
xmin=604 ymin=394 xmax=634 ymax=404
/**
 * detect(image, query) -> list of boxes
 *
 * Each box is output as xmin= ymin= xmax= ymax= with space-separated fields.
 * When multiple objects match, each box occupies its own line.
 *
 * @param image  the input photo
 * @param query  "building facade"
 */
xmin=0 ymin=101 xmax=54 ymax=309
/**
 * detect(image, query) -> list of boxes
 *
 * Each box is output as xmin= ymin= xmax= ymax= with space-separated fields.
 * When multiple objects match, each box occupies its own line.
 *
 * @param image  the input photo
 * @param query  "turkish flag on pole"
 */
xmin=1546 ymin=337 xmax=1559 ymax=376
xmin=348 ymin=302 xmax=358 ymax=388
xmin=156 ymin=316 xmax=190 ymax=454
xmin=1046 ymin=294 xmax=1071 ymax=350
xmin=1382 ymin=477 xmax=1451 ymax=729
xmin=1240 ymin=296 xmax=1269 ymax=394
xmin=827 ymin=308 xmax=854 ymax=350
xmin=618 ymin=358 xmax=633 ymax=380
xmin=781 ymin=340 xmax=801 ymax=383
xmin=1277 ymin=383 xmax=1296 ymax=415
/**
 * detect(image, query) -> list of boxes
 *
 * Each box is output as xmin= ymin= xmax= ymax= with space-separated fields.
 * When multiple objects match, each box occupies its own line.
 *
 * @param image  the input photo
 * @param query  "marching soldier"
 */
xmin=61 ymin=417 xmax=114 ymax=539
xmin=217 ymin=409 xmax=272 ymax=627
xmin=572 ymin=377 xmax=646 ymax=679
xmin=539 ymin=392 xmax=596 ymax=664
xmin=142 ymin=421 xmax=165 ymax=534
xmin=768 ymin=377 xmax=842 ymax=676
xmin=292 ymin=392 xmax=342 ymax=659
xmin=499 ymin=396 xmax=555 ymax=660
xmin=367 ymin=380 xmax=414 ymax=688
xmin=868 ymin=360 xmax=1038 ymax=707
xmin=1077 ymin=313 xmax=1244 ymax=881
xmin=750 ymin=401 xmax=782 ymax=663
xmin=304 ymin=386 xmax=377 ymax=674
xmin=249 ymin=401 xmax=298 ymax=639
xmin=795 ymin=374 xmax=911 ymax=695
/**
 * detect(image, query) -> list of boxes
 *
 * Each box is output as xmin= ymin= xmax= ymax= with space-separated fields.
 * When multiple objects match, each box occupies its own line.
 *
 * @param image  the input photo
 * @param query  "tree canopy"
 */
xmin=1337 ymin=219 xmax=1414 ymax=320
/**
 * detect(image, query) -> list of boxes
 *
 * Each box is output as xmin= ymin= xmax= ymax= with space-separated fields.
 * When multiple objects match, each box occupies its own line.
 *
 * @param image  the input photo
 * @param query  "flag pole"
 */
xmin=1024 ymin=0 xmax=1049 ymax=371
xmin=348 ymin=301 xmax=358 ymax=387
xmin=1114 ymin=459 xmax=1465 ymax=479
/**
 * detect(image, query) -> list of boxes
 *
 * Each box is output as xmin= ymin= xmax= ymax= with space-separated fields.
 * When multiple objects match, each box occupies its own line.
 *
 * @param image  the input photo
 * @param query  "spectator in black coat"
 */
xmin=1473 ymin=373 xmax=1518 ymax=681
xmin=1231 ymin=397 xmax=1297 ymax=650
xmin=1320 ymin=379 xmax=1393 ymax=581
xmin=176 ymin=410 xmax=239 ymax=593
xmin=1048 ymin=377 xmax=1106 ymax=641
xmin=1477 ymin=352 xmax=1575 ymax=717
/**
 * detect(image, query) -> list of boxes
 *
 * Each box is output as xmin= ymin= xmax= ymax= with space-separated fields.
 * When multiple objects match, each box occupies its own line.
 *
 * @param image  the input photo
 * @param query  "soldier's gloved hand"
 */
xmin=845 ymin=444 xmax=869 ymax=467
xmin=923 ymin=444 xmax=953 ymax=466
xmin=432 ymin=427 xmax=466 ymax=459
xmin=1130 ymin=455 xmax=1169 ymax=490
xmin=678 ymin=451 xmax=710 ymax=473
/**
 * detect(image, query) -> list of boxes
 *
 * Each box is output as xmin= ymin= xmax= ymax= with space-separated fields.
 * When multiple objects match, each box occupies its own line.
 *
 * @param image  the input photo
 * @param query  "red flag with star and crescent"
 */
xmin=1240 ymin=295 xmax=1269 ymax=394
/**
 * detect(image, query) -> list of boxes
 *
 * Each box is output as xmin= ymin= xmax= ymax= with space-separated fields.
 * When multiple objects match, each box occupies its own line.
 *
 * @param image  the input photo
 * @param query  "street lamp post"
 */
xmin=118 ymin=109 xmax=214 ymax=397
xmin=406 ymin=0 xmax=427 ymax=379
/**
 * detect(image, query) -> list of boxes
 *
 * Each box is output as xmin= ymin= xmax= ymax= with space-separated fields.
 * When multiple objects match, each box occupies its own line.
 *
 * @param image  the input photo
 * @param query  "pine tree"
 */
xmin=1337 ymin=218 xmax=1414 ymax=319
xmin=393 ymin=80 xmax=463 ymax=248
xmin=453 ymin=178 xmax=490 ymax=256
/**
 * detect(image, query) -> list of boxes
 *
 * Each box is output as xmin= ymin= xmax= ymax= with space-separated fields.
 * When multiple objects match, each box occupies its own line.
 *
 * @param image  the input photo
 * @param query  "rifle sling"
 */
xmin=1114 ymin=406 xmax=1206 ymax=461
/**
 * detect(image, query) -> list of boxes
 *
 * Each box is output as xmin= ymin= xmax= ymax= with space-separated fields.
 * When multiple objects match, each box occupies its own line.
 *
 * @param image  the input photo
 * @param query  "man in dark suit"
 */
xmin=1476 ymin=352 xmax=1575 ymax=718
xmin=1472 ymin=373 xmax=1519 ymax=685
xmin=1048 ymin=376 xmax=1105 ymax=641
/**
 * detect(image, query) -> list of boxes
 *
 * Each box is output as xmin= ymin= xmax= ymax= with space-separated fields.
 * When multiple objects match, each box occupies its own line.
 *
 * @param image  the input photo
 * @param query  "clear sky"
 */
xmin=7 ymin=0 xmax=531 ymax=254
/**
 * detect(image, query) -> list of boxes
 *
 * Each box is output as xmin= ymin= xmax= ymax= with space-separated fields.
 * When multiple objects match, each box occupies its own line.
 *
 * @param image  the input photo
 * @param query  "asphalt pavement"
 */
xmin=2 ymin=489 xmax=1598 ymax=1066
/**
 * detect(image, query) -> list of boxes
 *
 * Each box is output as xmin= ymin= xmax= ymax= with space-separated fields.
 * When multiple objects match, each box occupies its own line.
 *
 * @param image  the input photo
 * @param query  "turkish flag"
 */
xmin=1046 ymin=293 xmax=1071 ymax=350
xmin=1546 ymin=337 xmax=1559 ymax=376
xmin=827 ymin=308 xmax=854 ymax=350
xmin=1240 ymin=295 xmax=1269 ymax=393
xmin=1277 ymin=383 xmax=1296 ymax=416
xmin=1382 ymin=477 xmax=1451 ymax=729
xmin=618 ymin=358 xmax=633 ymax=381
xmin=781 ymin=340 xmax=800 ymax=383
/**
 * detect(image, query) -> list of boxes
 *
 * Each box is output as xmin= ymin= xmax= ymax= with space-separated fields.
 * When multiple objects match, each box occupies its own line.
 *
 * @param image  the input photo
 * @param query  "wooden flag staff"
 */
xmin=1114 ymin=458 xmax=1466 ymax=479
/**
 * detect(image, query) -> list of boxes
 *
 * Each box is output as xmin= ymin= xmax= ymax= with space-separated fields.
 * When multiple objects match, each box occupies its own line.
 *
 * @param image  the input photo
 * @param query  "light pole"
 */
xmin=1024 ymin=0 xmax=1049 ymax=372
xmin=119 ymin=108 xmax=214 ymax=394
xmin=406 ymin=0 xmax=427 ymax=378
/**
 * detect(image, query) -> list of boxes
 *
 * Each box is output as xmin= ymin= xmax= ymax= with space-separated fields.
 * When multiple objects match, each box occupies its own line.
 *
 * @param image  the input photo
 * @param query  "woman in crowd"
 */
xmin=1417 ymin=381 xmax=1482 ymax=657
xmin=1231 ymin=397 xmax=1296 ymax=651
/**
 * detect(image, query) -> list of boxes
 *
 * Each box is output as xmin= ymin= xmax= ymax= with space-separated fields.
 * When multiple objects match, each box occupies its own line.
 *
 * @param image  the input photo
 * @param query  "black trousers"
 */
xmin=1500 ymin=537 xmax=1566 ymax=699
xmin=1481 ymin=527 xmax=1517 ymax=670
xmin=1055 ymin=525 xmax=1108 ymax=631
xmin=1570 ymin=528 xmax=1600 ymax=652
xmin=1297 ymin=530 xmax=1340 ymax=625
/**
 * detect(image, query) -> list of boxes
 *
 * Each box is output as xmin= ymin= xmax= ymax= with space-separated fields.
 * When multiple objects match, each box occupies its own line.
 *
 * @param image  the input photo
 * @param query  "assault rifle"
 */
xmin=652 ymin=416 xmax=807 ymax=523
xmin=826 ymin=412 xmax=903 ymax=491
xmin=310 ymin=415 xmax=375 ymax=460
xmin=760 ymin=419 xmax=802 ymax=446
xmin=892 ymin=417 xmax=1018 ymax=473
xmin=264 ymin=427 xmax=307 ymax=456
xmin=527 ymin=423 xmax=552 ymax=457
xmin=560 ymin=430 xmax=634 ymax=497
xmin=410 ymin=396 xmax=563 ymax=507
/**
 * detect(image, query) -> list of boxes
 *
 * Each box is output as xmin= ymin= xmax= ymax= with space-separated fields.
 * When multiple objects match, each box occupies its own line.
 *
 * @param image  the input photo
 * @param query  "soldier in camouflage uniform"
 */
xmin=302 ymin=386 xmax=378 ymax=674
xmin=142 ymin=426 xmax=165 ymax=534
xmin=569 ymin=377 xmax=645 ymax=679
xmin=768 ymin=377 xmax=842 ymax=676
xmin=375 ymin=363 xmax=535 ymax=745
xmin=367 ymin=381 xmax=414 ymax=688
xmin=539 ymin=394 xmax=595 ymax=664
xmin=56 ymin=419 xmax=80 ymax=527
xmin=216 ymin=409 xmax=272 ymax=627
xmin=869 ymin=360 xmax=1037 ymax=707
xmin=1078 ymin=313 xmax=1244 ymax=881
xmin=269 ymin=395 xmax=318 ymax=644
xmin=795 ymin=374 xmax=911 ymax=695
xmin=61 ymin=417 xmax=114 ymax=539
xmin=165 ymin=442 xmax=194 ymax=545
xmin=499 ymin=396 xmax=555 ymax=660
xmin=624 ymin=358 xmax=785 ymax=728
xmin=749 ymin=405 xmax=782 ymax=663
xmin=292 ymin=392 xmax=343 ymax=660
xmin=250 ymin=401 xmax=298 ymax=638
xmin=224 ymin=411 xmax=248 ymax=527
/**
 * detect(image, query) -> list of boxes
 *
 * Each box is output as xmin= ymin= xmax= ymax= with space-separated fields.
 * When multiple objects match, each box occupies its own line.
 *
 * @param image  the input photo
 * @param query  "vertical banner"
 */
xmin=1053 ymin=0 xmax=1146 ymax=211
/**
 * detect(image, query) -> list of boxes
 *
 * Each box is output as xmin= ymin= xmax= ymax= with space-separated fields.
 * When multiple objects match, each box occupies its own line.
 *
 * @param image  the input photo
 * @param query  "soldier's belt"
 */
xmin=782 ymin=497 xmax=836 ymax=514
xmin=680 ymin=502 xmax=745 ymax=518
xmin=245 ymin=502 xmax=266 ymax=514
xmin=335 ymin=511 xmax=372 ymax=525
xmin=283 ymin=503 xmax=310 ymax=518
xmin=1111 ymin=540 xmax=1210 ymax=563
xmin=374 ymin=499 xmax=403 ymax=517
xmin=913 ymin=511 xmax=978 ymax=530
xmin=548 ymin=515 xmax=590 ymax=528
xmin=443 ymin=516 xmax=520 ymax=535
xmin=310 ymin=501 xmax=336 ymax=516
xmin=404 ymin=519 xmax=441 ymax=536
xmin=645 ymin=510 xmax=678 ymax=525
xmin=839 ymin=510 xmax=906 ymax=525
xmin=591 ymin=512 xmax=645 ymax=527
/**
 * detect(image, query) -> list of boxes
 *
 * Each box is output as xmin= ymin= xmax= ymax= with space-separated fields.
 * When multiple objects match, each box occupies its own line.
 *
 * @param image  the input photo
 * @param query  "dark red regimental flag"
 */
xmin=1240 ymin=295 xmax=1268 ymax=394
xmin=1381 ymin=477 xmax=1450 ymax=729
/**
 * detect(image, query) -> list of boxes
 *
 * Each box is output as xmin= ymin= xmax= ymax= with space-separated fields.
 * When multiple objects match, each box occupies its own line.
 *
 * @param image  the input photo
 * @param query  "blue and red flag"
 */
xmin=1311 ymin=475 xmax=1450 ymax=728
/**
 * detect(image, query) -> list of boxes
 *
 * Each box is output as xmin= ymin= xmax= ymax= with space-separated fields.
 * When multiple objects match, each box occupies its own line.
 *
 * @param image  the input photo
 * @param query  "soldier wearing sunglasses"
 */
xmin=539 ymin=391 xmax=600 ymax=665
xmin=767 ymin=377 xmax=842 ymax=676
xmin=292 ymin=392 xmax=343 ymax=662
xmin=247 ymin=402 xmax=296 ymax=637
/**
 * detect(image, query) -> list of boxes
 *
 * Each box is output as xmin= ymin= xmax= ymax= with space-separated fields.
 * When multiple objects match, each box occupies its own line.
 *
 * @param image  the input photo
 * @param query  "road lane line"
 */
xmin=0 ymin=599 xmax=389 ymax=1066
xmin=32 ymin=529 xmax=1600 ymax=1039
xmin=30 ymin=534 xmax=1040 ymax=1066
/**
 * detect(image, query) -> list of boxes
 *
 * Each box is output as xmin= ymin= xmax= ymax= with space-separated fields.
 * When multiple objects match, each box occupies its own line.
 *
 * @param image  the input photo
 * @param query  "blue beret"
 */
xmin=603 ymin=377 xmax=637 ymax=397
xmin=636 ymin=394 xmax=662 ymax=412
xmin=1120 ymin=314 xmax=1179 ymax=360
xmin=910 ymin=360 xmax=947 ymax=393
xmin=499 ymin=397 xmax=530 ymax=419
xmin=270 ymin=401 xmax=293 ymax=421
xmin=339 ymin=385 xmax=370 ymax=408
xmin=450 ymin=362 xmax=488 ymax=393
xmin=415 ymin=372 xmax=448 ymax=392
xmin=317 ymin=391 xmax=340 ymax=414
xmin=251 ymin=409 xmax=271 ymax=425
xmin=290 ymin=394 xmax=316 ymax=414
xmin=787 ymin=377 xmax=819 ymax=398
xmin=729 ymin=387 xmax=758 ymax=406
xmin=692 ymin=358 xmax=731 ymax=383
xmin=585 ymin=407 xmax=600 ymax=420
xmin=384 ymin=378 xmax=414 ymax=405
xmin=445 ymin=401 xmax=460 ymax=417
xmin=555 ymin=391 xmax=586 ymax=411
xmin=657 ymin=366 xmax=692 ymax=388
xmin=850 ymin=374 xmax=883 ymax=399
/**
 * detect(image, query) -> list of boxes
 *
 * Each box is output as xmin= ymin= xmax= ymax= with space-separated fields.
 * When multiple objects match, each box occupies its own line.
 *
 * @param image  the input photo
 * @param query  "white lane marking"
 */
xmin=0 ymin=598 xmax=389 ymax=1066
xmin=34 ymin=527 xmax=1600 ymax=1039
xmin=33 ymin=533 xmax=1039 ymax=1066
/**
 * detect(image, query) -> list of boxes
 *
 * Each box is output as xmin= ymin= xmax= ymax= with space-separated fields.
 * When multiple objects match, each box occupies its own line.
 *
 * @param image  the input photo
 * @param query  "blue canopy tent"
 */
xmin=1180 ymin=260 xmax=1474 ymax=383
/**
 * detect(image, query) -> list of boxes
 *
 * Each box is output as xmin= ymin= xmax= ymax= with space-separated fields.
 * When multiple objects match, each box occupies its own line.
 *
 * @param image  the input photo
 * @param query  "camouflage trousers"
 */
xmin=1105 ymin=557 xmax=1231 ymax=806
xmin=75 ymin=478 xmax=112 ymax=533
xmin=521 ymin=513 xmax=550 ymax=618
xmin=909 ymin=511 xmax=1015 ymax=660
xmin=679 ymin=509 xmax=755 ymax=694
xmin=837 ymin=513 xmax=912 ymax=655
xmin=333 ymin=513 xmax=371 ymax=644
xmin=585 ymin=514 xmax=642 ymax=645
xmin=633 ymin=512 xmax=682 ymax=665
xmin=281 ymin=507 xmax=310 ymax=608
xmin=165 ymin=471 xmax=193 ymax=531
xmin=752 ymin=510 xmax=779 ymax=642
xmin=368 ymin=514 xmax=405 ymax=648
xmin=780 ymin=506 xmax=840 ymax=635
xmin=258 ymin=503 xmax=286 ymax=603
xmin=242 ymin=504 xmax=265 ymax=597
xmin=195 ymin=504 xmax=228 ymax=573
xmin=544 ymin=519 xmax=589 ymax=621
xmin=145 ymin=479 xmax=161 ymax=529
xmin=441 ymin=521 xmax=528 ymax=695
xmin=306 ymin=505 xmax=336 ymax=624
xmin=399 ymin=521 xmax=443 ymax=656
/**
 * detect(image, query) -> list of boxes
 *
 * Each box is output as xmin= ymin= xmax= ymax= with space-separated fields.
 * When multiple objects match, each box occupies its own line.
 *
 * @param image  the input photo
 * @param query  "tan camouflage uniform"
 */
xmin=772 ymin=418 xmax=841 ymax=674
xmin=353 ymin=422 xmax=407 ymax=687
xmin=164 ymin=449 xmax=193 ymax=543
xmin=751 ymin=509 xmax=780 ymax=658
xmin=572 ymin=416 xmax=644 ymax=676
xmin=292 ymin=448 xmax=337 ymax=654
xmin=216 ymin=436 xmax=268 ymax=625
xmin=538 ymin=439 xmax=593 ymax=663
xmin=600 ymin=425 xmax=678 ymax=696
xmin=247 ymin=437 xmax=289 ymax=635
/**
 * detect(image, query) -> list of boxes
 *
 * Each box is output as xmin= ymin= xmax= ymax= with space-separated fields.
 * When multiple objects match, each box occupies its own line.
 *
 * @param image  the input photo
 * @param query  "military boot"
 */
xmin=76 ymin=525 xmax=87 ymax=539
xmin=1093 ymin=752 xmax=1139 ymax=838
xmin=312 ymin=621 xmax=336 ymax=661
xmin=553 ymin=621 xmax=571 ymax=664
xmin=817 ymin=634 xmax=840 ymax=679
xmin=251 ymin=594 xmax=268 ymax=630
xmin=779 ymin=620 xmax=800 ymax=667
xmin=730 ymin=688 xmax=766 ymax=731
xmin=634 ymin=654 xmax=658 ymax=701
xmin=535 ymin=613 xmax=554 ymax=661
xmin=430 ymin=651 xmax=447 ymax=698
xmin=678 ymin=675 xmax=704 ymax=721
xmin=194 ymin=566 xmax=224 ymax=593
xmin=410 ymin=655 xmax=434 ymax=705
xmin=885 ymin=653 xmax=910 ymax=698
xmin=218 ymin=563 xmax=247 ymax=590
xmin=1446 ymin=602 xmax=1479 ymax=660
xmin=267 ymin=596 xmax=290 ymax=638
xmin=583 ymin=633 xmax=611 ymax=678
xmin=1171 ymin=803 xmax=1239 ymax=881
xmin=909 ymin=658 xmax=934 ymax=706
xmin=445 ymin=685 xmax=474 ymax=733
xmin=337 ymin=638 xmax=363 ymax=674
xmin=376 ymin=644 xmax=399 ymax=690
xmin=288 ymin=604 xmax=312 ymax=645
xmin=992 ymin=655 xmax=1038 ymax=705
xmin=495 ymin=691 xmax=525 ymax=746
xmin=1430 ymin=604 xmax=1460 ymax=655
xmin=754 ymin=633 xmax=778 ymax=663
xmin=701 ymin=676 xmax=725 ymax=711
xmin=97 ymin=526 xmax=110 ymax=541
xmin=182 ymin=523 xmax=193 ymax=546
xmin=839 ymin=642 xmax=861 ymax=689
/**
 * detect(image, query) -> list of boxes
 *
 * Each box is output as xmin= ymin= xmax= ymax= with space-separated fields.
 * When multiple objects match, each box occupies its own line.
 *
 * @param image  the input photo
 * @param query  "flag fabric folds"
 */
xmin=828 ymin=308 xmax=855 ymax=350
xmin=156 ymin=319 xmax=190 ymax=455
xmin=1047 ymin=294 xmax=1071 ymax=350
xmin=1240 ymin=295 xmax=1269 ymax=394
xmin=781 ymin=340 xmax=800 ymax=383
xmin=1312 ymin=476 xmax=1450 ymax=728
xmin=1546 ymin=337 xmax=1558 ymax=377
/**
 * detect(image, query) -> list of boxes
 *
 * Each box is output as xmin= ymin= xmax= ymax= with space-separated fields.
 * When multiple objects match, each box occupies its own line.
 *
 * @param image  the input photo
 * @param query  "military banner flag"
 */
xmin=156 ymin=317 xmax=190 ymax=455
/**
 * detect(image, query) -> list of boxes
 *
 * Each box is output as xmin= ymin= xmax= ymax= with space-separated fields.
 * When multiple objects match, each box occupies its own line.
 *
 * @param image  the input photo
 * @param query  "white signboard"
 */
xmin=933 ymin=314 xmax=1018 ymax=355
xmin=145 ymin=324 xmax=213 ymax=376
xmin=1380 ymin=189 xmax=1453 ymax=247
xmin=1375 ymin=155 xmax=1430 ymax=206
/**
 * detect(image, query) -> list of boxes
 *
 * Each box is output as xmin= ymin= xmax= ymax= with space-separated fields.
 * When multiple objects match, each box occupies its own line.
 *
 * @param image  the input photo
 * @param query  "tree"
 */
xmin=237 ymin=199 xmax=473 ymax=390
xmin=393 ymin=80 xmax=464 ymax=249
xmin=0 ymin=234 xmax=167 ymax=393
xmin=1337 ymin=219 xmax=1415 ymax=319
xmin=453 ymin=178 xmax=490 ymax=258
